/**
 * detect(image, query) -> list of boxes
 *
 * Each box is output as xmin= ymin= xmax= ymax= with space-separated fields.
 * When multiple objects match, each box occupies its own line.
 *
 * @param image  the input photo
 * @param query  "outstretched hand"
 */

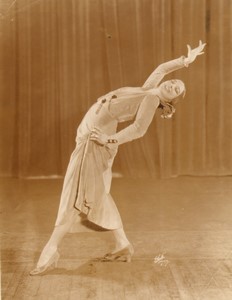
xmin=185 ymin=40 xmax=206 ymax=65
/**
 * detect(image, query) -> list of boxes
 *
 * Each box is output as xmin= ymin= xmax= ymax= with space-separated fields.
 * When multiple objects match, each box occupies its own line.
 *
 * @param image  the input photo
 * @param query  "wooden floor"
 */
xmin=1 ymin=176 xmax=232 ymax=300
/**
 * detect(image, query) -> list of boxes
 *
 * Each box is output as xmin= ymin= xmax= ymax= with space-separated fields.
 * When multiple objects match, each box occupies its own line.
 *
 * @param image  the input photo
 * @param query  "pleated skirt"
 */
xmin=55 ymin=102 xmax=123 ymax=230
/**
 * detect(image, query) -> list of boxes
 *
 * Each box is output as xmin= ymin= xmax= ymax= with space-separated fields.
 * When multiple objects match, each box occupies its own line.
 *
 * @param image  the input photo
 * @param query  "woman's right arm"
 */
xmin=142 ymin=40 xmax=206 ymax=89
xmin=142 ymin=56 xmax=188 ymax=89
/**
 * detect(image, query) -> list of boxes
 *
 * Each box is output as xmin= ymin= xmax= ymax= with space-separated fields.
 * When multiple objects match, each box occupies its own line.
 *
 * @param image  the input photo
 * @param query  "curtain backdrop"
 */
xmin=1 ymin=0 xmax=232 ymax=178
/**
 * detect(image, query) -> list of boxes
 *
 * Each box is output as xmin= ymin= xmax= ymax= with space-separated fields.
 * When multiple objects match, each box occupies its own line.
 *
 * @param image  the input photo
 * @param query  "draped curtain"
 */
xmin=1 ymin=0 xmax=232 ymax=178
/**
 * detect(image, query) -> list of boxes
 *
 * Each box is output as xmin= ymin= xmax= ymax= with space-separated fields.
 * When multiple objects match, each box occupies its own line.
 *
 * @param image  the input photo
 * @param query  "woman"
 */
xmin=30 ymin=41 xmax=206 ymax=275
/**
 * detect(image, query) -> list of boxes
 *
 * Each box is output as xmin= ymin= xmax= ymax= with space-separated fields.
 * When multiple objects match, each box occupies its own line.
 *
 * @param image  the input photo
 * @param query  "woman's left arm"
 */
xmin=143 ymin=40 xmax=206 ymax=89
xmin=90 ymin=95 xmax=159 ymax=146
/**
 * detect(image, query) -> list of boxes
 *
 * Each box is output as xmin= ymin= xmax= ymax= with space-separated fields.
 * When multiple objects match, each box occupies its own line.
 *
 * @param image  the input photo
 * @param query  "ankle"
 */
xmin=113 ymin=242 xmax=130 ymax=252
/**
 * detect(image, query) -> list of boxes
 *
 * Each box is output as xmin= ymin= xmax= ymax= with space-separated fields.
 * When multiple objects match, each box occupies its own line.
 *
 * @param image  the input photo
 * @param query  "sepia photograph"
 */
xmin=1 ymin=0 xmax=232 ymax=299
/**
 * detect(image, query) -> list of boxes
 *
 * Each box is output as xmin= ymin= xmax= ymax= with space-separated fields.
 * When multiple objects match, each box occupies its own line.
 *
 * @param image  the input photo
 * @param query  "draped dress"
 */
xmin=54 ymin=56 xmax=187 ymax=230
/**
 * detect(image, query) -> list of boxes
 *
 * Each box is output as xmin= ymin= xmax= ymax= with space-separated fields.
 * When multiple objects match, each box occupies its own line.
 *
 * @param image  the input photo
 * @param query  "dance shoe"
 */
xmin=101 ymin=244 xmax=134 ymax=262
xmin=30 ymin=251 xmax=60 ymax=276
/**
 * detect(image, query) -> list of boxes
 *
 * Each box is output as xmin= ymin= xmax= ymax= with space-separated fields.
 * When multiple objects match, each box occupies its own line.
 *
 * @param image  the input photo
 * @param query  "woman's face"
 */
xmin=159 ymin=79 xmax=185 ymax=102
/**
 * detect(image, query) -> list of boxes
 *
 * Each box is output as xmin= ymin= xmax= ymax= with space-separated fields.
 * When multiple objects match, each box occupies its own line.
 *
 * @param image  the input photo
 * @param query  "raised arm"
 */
xmin=142 ymin=40 xmax=206 ymax=89
xmin=142 ymin=56 xmax=188 ymax=89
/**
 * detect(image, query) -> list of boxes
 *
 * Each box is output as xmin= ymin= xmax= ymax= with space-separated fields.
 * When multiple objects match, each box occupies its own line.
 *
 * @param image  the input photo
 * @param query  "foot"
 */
xmin=101 ymin=244 xmax=134 ymax=262
xmin=111 ymin=242 xmax=131 ymax=254
xmin=30 ymin=251 xmax=60 ymax=276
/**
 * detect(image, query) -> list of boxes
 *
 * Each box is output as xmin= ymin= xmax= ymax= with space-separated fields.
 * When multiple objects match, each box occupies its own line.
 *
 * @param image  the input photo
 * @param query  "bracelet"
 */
xmin=107 ymin=139 xmax=118 ymax=144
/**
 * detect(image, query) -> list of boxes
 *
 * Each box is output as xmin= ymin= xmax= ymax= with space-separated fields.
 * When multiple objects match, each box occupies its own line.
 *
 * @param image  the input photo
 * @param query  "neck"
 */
xmin=156 ymin=91 xmax=169 ymax=104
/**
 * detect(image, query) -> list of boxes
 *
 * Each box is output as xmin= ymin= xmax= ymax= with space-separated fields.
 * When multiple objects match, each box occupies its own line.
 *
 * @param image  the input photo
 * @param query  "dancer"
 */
xmin=30 ymin=41 xmax=206 ymax=275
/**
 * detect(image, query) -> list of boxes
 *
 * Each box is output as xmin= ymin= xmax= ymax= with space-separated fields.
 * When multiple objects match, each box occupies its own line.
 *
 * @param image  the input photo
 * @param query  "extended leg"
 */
xmin=36 ymin=210 xmax=80 ymax=267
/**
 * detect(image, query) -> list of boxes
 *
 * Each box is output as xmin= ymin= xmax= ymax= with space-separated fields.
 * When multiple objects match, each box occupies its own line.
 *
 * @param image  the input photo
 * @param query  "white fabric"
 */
xmin=55 ymin=56 xmax=186 ymax=230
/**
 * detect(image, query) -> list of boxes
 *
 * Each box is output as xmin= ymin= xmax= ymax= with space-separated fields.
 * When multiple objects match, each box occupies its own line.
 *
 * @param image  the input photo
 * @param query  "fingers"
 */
xmin=90 ymin=135 xmax=105 ymax=146
xmin=90 ymin=127 xmax=108 ymax=146
xmin=188 ymin=40 xmax=206 ymax=51
xmin=90 ymin=128 xmax=105 ymax=145
xmin=90 ymin=127 xmax=99 ymax=138
xmin=193 ymin=41 xmax=206 ymax=55
xmin=90 ymin=136 xmax=98 ymax=142
xmin=90 ymin=131 xmax=100 ymax=139
xmin=90 ymin=133 xmax=98 ymax=138
xmin=90 ymin=135 xmax=101 ymax=142
xmin=90 ymin=132 xmax=101 ymax=138
xmin=199 ymin=40 xmax=206 ymax=49
xmin=202 ymin=43 xmax=207 ymax=49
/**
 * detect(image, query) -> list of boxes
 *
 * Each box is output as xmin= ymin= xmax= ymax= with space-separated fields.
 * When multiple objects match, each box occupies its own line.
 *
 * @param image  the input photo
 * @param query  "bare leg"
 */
xmin=36 ymin=211 xmax=80 ymax=267
xmin=100 ymin=227 xmax=134 ymax=262
xmin=111 ymin=227 xmax=131 ymax=253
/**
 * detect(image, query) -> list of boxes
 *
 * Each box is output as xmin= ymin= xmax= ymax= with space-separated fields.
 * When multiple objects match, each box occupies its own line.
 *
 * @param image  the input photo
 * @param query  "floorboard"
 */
xmin=1 ymin=176 xmax=232 ymax=299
